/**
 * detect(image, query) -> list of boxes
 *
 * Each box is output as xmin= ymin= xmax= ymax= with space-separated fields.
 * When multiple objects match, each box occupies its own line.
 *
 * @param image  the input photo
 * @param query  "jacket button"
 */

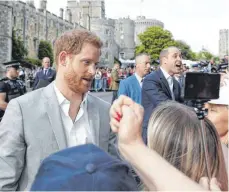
xmin=85 ymin=163 xmax=96 ymax=174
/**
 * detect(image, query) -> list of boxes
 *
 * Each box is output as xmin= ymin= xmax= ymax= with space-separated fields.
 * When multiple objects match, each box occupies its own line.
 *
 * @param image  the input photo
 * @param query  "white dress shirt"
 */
xmin=160 ymin=67 xmax=175 ymax=100
xmin=54 ymin=83 xmax=94 ymax=147
xmin=135 ymin=73 xmax=143 ymax=87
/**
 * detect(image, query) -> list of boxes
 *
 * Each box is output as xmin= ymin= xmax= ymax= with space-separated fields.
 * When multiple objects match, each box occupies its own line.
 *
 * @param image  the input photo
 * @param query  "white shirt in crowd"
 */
xmin=54 ymin=83 xmax=94 ymax=147
xmin=95 ymin=71 xmax=102 ymax=79
xmin=160 ymin=67 xmax=175 ymax=100
xmin=135 ymin=73 xmax=144 ymax=87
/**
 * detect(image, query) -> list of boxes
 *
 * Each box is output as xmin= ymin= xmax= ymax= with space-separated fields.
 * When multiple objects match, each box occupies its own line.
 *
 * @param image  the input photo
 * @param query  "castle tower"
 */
xmin=39 ymin=0 xmax=47 ymax=11
xmin=26 ymin=0 xmax=35 ymax=7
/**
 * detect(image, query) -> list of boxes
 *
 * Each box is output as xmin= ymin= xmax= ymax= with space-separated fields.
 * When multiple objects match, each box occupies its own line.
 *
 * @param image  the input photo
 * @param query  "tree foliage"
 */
xmin=24 ymin=57 xmax=42 ymax=66
xmin=135 ymin=26 xmax=218 ymax=62
xmin=12 ymin=29 xmax=28 ymax=60
xmin=213 ymin=56 xmax=220 ymax=64
xmin=135 ymin=26 xmax=177 ymax=60
xmin=114 ymin=57 xmax=122 ymax=66
xmin=196 ymin=50 xmax=214 ymax=60
xmin=38 ymin=40 xmax=54 ymax=65
xmin=174 ymin=40 xmax=196 ymax=60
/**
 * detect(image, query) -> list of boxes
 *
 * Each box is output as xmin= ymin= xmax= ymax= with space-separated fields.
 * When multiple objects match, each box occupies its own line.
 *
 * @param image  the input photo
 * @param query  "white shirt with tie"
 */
xmin=43 ymin=68 xmax=49 ymax=76
xmin=160 ymin=67 xmax=175 ymax=100
xmin=54 ymin=83 xmax=94 ymax=147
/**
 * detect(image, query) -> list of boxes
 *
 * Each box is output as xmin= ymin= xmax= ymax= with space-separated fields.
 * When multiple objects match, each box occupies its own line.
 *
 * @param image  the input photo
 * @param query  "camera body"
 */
xmin=183 ymin=72 xmax=220 ymax=101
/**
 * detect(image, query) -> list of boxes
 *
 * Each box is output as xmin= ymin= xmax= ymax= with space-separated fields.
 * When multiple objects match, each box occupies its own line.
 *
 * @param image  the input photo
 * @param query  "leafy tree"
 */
xmin=114 ymin=57 xmax=121 ymax=66
xmin=38 ymin=40 xmax=54 ymax=65
xmin=196 ymin=50 xmax=214 ymax=60
xmin=213 ymin=56 xmax=220 ymax=64
xmin=135 ymin=26 xmax=177 ymax=60
xmin=175 ymin=40 xmax=196 ymax=60
xmin=12 ymin=29 xmax=28 ymax=60
xmin=24 ymin=57 xmax=42 ymax=66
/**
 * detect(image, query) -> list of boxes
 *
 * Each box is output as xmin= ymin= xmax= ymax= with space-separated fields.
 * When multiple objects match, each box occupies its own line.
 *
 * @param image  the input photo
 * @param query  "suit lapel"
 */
xmin=87 ymin=94 xmax=100 ymax=145
xmin=158 ymin=69 xmax=173 ymax=98
xmin=43 ymin=83 xmax=67 ymax=150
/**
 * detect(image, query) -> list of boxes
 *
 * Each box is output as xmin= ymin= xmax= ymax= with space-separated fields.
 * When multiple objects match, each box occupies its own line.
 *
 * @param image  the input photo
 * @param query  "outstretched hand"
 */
xmin=109 ymin=95 xmax=144 ymax=146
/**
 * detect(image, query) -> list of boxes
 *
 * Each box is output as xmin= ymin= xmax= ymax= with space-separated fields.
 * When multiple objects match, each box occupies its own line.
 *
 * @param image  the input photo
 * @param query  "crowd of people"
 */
xmin=0 ymin=29 xmax=228 ymax=191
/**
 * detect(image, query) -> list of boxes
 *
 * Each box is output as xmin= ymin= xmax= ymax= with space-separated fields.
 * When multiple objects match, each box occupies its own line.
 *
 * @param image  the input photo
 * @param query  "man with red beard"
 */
xmin=0 ymin=30 xmax=119 ymax=191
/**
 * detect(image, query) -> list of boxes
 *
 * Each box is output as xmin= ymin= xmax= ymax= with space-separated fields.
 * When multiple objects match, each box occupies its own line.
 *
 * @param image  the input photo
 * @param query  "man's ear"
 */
xmin=162 ymin=56 xmax=167 ymax=65
xmin=59 ymin=51 xmax=68 ymax=67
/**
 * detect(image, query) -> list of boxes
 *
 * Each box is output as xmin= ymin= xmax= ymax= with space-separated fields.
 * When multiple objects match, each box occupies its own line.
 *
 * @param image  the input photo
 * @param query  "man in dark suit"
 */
xmin=33 ymin=57 xmax=56 ymax=90
xmin=142 ymin=47 xmax=183 ymax=144
xmin=118 ymin=53 xmax=151 ymax=104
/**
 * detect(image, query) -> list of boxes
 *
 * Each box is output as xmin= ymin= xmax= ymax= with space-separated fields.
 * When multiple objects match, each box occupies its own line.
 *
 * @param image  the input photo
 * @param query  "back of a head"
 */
xmin=147 ymin=101 xmax=228 ymax=191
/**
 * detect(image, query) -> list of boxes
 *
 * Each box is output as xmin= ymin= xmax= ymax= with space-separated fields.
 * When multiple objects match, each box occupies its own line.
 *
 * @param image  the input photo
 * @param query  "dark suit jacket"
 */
xmin=118 ymin=75 xmax=142 ymax=104
xmin=33 ymin=68 xmax=56 ymax=90
xmin=141 ymin=69 xmax=182 ymax=144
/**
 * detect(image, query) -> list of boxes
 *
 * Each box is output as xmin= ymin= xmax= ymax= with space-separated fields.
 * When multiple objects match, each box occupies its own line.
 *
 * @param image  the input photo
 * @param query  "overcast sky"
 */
xmin=25 ymin=0 xmax=229 ymax=55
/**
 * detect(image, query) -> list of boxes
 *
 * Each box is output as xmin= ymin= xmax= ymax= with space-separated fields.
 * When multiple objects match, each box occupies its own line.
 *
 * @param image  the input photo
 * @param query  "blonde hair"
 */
xmin=147 ymin=101 xmax=228 ymax=191
xmin=54 ymin=29 xmax=103 ymax=67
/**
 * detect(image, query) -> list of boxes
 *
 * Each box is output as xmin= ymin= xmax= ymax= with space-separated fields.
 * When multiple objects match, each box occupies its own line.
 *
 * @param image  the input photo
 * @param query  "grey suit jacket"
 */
xmin=0 ymin=83 xmax=118 ymax=191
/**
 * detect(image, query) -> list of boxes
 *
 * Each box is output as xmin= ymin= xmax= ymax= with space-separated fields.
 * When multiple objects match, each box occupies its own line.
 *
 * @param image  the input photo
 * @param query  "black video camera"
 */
xmin=184 ymin=72 xmax=220 ymax=101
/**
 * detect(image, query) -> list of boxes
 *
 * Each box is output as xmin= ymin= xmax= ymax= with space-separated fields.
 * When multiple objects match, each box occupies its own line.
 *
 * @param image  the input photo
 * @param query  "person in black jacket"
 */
xmin=0 ymin=64 xmax=26 ymax=120
xmin=141 ymin=47 xmax=183 ymax=144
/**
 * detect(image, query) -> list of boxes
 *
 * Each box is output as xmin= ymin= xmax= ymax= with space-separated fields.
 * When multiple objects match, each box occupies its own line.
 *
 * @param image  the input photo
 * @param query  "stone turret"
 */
xmin=59 ymin=8 xmax=64 ymax=19
xmin=66 ymin=9 xmax=72 ymax=23
xmin=26 ymin=0 xmax=35 ymax=7
xmin=39 ymin=0 xmax=47 ymax=11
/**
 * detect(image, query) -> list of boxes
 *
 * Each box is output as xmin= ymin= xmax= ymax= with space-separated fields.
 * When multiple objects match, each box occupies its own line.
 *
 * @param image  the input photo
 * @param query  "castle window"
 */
xmin=105 ymin=29 xmax=109 ymax=35
xmin=21 ymin=19 xmax=23 ymax=29
xmin=35 ymin=23 xmax=37 ymax=33
xmin=105 ymin=52 xmax=109 ymax=60
xmin=33 ymin=39 xmax=37 ymax=50
xmin=13 ymin=16 xmax=16 ymax=26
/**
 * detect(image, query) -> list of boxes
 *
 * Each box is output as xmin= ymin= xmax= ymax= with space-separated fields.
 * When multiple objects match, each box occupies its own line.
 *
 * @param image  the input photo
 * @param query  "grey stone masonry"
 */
xmin=0 ymin=0 xmax=85 ymax=66
xmin=0 ymin=1 xmax=13 ymax=64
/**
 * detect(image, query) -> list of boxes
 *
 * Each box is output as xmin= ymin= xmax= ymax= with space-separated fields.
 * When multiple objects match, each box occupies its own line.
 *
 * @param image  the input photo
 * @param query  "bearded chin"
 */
xmin=64 ymin=71 xmax=90 ymax=94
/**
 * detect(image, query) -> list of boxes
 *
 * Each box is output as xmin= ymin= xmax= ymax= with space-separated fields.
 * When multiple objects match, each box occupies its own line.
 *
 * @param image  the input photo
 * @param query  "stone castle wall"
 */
xmin=0 ymin=0 xmax=84 ymax=65
xmin=0 ymin=1 xmax=13 ymax=64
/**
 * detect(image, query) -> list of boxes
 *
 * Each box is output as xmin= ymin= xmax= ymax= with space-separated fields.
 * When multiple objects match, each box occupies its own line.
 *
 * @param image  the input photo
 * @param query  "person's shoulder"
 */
xmin=144 ymin=71 xmax=159 ymax=81
xmin=36 ymin=70 xmax=42 ymax=75
xmin=50 ymin=68 xmax=56 ymax=73
xmin=120 ymin=75 xmax=131 ymax=82
xmin=87 ymin=93 xmax=111 ymax=108
xmin=0 ymin=78 xmax=9 ymax=90
xmin=121 ymin=75 xmax=136 ymax=84
xmin=0 ymin=77 xmax=8 ymax=82
xmin=15 ymin=87 xmax=44 ymax=104
xmin=0 ymin=78 xmax=7 ymax=85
